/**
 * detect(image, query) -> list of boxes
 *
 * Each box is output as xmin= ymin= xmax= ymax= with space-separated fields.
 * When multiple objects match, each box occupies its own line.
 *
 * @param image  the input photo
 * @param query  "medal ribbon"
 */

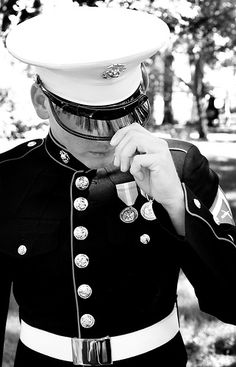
xmin=116 ymin=181 xmax=138 ymax=206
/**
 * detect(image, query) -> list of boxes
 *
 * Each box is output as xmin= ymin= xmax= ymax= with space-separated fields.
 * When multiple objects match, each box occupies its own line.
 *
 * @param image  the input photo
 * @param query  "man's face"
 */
xmin=31 ymin=82 xmax=149 ymax=169
xmin=48 ymin=103 xmax=115 ymax=169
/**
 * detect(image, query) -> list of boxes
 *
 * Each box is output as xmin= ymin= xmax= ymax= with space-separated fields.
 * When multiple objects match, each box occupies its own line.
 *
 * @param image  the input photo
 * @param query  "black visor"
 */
xmin=37 ymin=76 xmax=150 ymax=141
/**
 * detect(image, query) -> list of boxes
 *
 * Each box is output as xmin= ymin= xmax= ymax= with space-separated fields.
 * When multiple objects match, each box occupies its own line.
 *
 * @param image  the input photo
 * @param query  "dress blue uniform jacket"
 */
xmin=0 ymin=131 xmax=236 ymax=367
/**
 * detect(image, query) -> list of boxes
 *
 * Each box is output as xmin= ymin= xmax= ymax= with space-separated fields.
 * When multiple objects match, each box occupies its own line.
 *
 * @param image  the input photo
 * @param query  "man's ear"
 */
xmin=31 ymin=83 xmax=49 ymax=119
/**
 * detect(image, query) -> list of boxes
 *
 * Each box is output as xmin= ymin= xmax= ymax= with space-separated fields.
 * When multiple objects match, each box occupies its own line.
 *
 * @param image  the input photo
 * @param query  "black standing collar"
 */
xmin=45 ymin=130 xmax=94 ymax=173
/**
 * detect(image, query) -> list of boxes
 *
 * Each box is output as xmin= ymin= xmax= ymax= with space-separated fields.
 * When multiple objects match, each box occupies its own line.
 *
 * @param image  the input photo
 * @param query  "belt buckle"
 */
xmin=71 ymin=336 xmax=113 ymax=366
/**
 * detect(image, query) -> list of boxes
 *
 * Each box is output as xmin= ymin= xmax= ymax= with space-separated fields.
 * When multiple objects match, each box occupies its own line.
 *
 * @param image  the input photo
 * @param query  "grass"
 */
xmin=2 ymin=137 xmax=236 ymax=366
xmin=178 ymin=273 xmax=236 ymax=367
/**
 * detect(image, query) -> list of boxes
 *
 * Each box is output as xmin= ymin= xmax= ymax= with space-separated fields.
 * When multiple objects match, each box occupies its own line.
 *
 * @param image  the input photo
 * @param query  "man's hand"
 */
xmin=110 ymin=123 xmax=185 ymax=235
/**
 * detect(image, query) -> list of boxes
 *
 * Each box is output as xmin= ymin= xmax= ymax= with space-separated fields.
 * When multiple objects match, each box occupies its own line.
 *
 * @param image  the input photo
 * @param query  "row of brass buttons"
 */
xmin=74 ymin=176 xmax=95 ymax=329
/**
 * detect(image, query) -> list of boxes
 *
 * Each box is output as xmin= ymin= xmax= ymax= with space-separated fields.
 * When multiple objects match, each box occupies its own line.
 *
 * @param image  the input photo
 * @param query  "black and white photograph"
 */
xmin=0 ymin=0 xmax=236 ymax=366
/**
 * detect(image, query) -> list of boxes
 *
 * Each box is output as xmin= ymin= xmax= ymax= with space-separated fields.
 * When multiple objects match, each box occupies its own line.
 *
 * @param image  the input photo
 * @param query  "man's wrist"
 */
xmin=162 ymin=192 xmax=186 ymax=236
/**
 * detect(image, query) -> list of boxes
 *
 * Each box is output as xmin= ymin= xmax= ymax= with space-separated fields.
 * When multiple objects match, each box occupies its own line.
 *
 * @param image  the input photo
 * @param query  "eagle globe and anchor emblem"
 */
xmin=102 ymin=64 xmax=126 ymax=79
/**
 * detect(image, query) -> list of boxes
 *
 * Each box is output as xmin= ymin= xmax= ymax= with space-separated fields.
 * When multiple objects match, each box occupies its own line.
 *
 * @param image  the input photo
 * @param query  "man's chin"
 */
xmin=80 ymin=155 xmax=115 ymax=170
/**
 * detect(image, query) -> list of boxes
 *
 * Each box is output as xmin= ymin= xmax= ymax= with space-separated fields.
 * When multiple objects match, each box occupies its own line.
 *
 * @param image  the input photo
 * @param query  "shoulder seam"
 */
xmin=0 ymin=139 xmax=44 ymax=167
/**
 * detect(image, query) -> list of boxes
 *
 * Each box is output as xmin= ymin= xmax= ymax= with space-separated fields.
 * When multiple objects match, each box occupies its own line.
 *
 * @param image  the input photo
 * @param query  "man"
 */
xmin=1 ymin=4 xmax=236 ymax=367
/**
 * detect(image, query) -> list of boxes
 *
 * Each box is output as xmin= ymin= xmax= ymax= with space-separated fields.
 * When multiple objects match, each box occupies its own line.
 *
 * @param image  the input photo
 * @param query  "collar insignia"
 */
xmin=59 ymin=150 xmax=70 ymax=164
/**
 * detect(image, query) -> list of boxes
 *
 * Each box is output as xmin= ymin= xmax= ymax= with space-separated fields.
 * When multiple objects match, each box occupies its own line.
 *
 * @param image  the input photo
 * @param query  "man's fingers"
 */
xmin=114 ymin=139 xmax=137 ymax=171
xmin=130 ymin=154 xmax=160 ymax=176
xmin=110 ymin=123 xmax=151 ymax=146
xmin=111 ymin=124 xmax=171 ymax=174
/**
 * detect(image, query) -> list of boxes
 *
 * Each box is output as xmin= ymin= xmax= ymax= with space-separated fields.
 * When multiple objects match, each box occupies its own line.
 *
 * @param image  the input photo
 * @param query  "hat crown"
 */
xmin=6 ymin=6 xmax=170 ymax=68
xmin=6 ymin=6 xmax=170 ymax=106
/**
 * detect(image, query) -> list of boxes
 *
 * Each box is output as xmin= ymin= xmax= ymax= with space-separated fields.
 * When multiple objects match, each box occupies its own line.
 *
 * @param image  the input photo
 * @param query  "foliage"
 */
xmin=0 ymin=0 xmax=41 ymax=34
xmin=73 ymin=0 xmax=236 ymax=134
xmin=73 ymin=0 xmax=97 ymax=6
xmin=173 ymin=0 xmax=236 ymax=136
xmin=0 ymin=0 xmax=44 ymax=139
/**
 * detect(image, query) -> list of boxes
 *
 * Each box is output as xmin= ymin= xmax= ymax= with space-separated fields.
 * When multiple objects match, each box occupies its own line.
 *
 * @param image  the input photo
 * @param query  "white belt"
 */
xmin=20 ymin=306 xmax=179 ymax=365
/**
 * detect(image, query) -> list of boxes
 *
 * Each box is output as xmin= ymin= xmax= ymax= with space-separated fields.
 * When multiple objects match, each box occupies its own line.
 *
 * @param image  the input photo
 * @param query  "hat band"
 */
xmin=36 ymin=76 xmax=148 ymax=120
xmin=37 ymin=76 xmax=150 ymax=141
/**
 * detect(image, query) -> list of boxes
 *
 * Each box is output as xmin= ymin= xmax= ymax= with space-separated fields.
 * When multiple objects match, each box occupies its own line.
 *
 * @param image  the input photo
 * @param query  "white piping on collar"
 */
xmin=46 ymin=131 xmax=87 ymax=172
xmin=44 ymin=143 xmax=80 ymax=172
xmin=48 ymin=130 xmax=67 ymax=150
xmin=0 ymin=139 xmax=44 ymax=167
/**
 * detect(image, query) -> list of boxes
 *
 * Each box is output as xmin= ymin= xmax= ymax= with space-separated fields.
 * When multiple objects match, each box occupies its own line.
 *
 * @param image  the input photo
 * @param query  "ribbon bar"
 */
xmin=116 ymin=181 xmax=138 ymax=207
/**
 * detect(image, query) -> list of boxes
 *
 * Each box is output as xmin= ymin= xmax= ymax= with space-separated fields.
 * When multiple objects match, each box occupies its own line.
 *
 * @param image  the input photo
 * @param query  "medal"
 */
xmin=120 ymin=206 xmax=138 ymax=223
xmin=116 ymin=181 xmax=139 ymax=223
xmin=140 ymin=201 xmax=156 ymax=221
xmin=140 ymin=189 xmax=157 ymax=221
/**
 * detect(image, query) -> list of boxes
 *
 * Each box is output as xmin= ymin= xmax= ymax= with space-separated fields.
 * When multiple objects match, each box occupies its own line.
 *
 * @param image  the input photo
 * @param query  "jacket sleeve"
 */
xmin=181 ymin=145 xmax=236 ymax=324
xmin=156 ymin=144 xmax=236 ymax=325
xmin=0 ymin=252 xmax=12 ymax=365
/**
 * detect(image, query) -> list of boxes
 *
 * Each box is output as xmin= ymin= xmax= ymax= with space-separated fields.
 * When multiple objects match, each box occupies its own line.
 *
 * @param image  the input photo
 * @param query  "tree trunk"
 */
xmin=162 ymin=53 xmax=174 ymax=125
xmin=145 ymin=55 xmax=163 ymax=130
xmin=190 ymin=52 xmax=208 ymax=139
xmin=195 ymin=94 xmax=207 ymax=139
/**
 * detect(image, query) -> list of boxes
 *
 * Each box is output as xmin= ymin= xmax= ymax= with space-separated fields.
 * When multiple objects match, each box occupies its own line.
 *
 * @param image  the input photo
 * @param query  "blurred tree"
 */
xmin=162 ymin=53 xmax=175 ymax=125
xmin=99 ymin=0 xmax=236 ymax=137
xmin=173 ymin=0 xmax=236 ymax=137
xmin=0 ymin=0 xmax=41 ymax=34
xmin=72 ymin=0 xmax=97 ymax=5
xmin=0 ymin=0 xmax=42 ymax=139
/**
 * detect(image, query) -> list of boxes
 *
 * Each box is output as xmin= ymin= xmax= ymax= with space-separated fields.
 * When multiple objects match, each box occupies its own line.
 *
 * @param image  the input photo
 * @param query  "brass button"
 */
xmin=74 ymin=254 xmax=89 ymax=268
xmin=73 ymin=226 xmax=88 ymax=240
xmin=194 ymin=199 xmax=201 ymax=209
xmin=75 ymin=176 xmax=89 ymax=190
xmin=140 ymin=234 xmax=150 ymax=244
xmin=80 ymin=314 xmax=95 ymax=328
xmin=17 ymin=245 xmax=27 ymax=255
xmin=74 ymin=197 xmax=88 ymax=211
xmin=78 ymin=284 xmax=92 ymax=299
xmin=27 ymin=141 xmax=37 ymax=147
